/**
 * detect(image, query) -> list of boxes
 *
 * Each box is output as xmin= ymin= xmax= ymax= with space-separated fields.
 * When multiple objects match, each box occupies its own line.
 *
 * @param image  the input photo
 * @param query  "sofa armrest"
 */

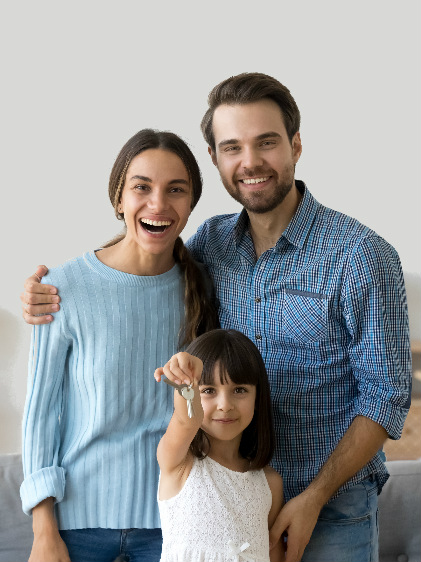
xmin=0 ymin=453 xmax=33 ymax=562
xmin=379 ymin=459 xmax=421 ymax=562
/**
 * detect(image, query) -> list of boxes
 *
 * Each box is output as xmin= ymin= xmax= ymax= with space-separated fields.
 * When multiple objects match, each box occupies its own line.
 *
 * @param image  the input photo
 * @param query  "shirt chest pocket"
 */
xmin=281 ymin=289 xmax=328 ymax=343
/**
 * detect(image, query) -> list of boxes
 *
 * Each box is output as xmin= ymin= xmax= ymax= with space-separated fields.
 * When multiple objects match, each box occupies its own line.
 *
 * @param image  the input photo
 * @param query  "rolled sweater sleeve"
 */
xmin=20 ymin=279 xmax=71 ymax=515
xmin=343 ymin=235 xmax=412 ymax=440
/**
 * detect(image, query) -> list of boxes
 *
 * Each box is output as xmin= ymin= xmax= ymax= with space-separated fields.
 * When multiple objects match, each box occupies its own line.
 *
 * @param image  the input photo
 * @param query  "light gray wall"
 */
xmin=1 ymin=1 xmax=420 ymax=453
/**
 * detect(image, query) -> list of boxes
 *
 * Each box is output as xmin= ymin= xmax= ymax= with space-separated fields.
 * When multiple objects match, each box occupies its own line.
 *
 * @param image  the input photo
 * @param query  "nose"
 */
xmin=147 ymin=188 xmax=168 ymax=212
xmin=217 ymin=391 xmax=234 ymax=413
xmin=241 ymin=146 xmax=264 ymax=171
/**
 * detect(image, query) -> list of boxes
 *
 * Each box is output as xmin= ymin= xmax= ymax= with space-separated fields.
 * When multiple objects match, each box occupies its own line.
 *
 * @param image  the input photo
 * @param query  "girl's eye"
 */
xmin=234 ymin=387 xmax=248 ymax=394
xmin=200 ymin=387 xmax=215 ymax=395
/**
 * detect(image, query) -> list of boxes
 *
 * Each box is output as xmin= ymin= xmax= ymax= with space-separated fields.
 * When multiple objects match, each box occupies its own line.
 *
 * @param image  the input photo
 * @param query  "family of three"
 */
xmin=20 ymin=72 xmax=411 ymax=562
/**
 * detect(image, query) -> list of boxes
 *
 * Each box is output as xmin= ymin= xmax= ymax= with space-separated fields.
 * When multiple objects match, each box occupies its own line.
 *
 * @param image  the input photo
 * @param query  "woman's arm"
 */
xmin=29 ymin=498 xmax=70 ymax=562
xmin=154 ymin=353 xmax=204 ymax=474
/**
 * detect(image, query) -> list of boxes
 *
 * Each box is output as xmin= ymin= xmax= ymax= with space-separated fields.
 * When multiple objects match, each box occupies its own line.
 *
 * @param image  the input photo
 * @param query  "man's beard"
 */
xmin=220 ymin=163 xmax=295 ymax=214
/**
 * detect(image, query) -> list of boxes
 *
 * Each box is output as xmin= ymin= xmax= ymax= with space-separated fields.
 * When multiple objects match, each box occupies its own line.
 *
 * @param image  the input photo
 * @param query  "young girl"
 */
xmin=154 ymin=329 xmax=285 ymax=562
xmin=20 ymin=129 xmax=218 ymax=562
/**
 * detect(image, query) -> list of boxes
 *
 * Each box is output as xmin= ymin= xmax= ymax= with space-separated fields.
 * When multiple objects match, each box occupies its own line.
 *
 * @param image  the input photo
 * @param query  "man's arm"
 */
xmin=20 ymin=265 xmax=60 ymax=324
xmin=269 ymin=416 xmax=387 ymax=562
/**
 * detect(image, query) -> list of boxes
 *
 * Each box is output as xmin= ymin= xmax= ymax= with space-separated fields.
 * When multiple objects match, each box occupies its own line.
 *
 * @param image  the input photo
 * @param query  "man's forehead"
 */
xmin=212 ymin=100 xmax=287 ymax=143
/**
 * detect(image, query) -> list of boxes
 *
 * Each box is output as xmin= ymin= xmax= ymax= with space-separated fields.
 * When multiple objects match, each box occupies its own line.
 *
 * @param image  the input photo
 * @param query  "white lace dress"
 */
xmin=158 ymin=456 xmax=272 ymax=562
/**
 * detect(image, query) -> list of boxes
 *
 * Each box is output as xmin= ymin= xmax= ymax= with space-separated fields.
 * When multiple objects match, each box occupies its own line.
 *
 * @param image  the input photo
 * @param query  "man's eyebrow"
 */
xmin=217 ymin=131 xmax=282 ymax=149
xmin=129 ymin=175 xmax=189 ymax=185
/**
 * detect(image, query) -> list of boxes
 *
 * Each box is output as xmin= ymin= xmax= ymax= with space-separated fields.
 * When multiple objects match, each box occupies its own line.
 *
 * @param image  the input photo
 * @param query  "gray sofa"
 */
xmin=1 ymin=453 xmax=420 ymax=562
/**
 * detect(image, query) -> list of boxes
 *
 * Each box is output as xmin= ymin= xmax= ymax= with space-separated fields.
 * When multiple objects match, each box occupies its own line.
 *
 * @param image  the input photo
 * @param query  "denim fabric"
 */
xmin=301 ymin=477 xmax=379 ymax=562
xmin=59 ymin=528 xmax=162 ymax=562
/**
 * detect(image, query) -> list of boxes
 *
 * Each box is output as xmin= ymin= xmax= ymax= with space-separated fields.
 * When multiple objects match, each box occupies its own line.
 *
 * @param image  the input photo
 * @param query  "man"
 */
xmin=22 ymin=73 xmax=411 ymax=561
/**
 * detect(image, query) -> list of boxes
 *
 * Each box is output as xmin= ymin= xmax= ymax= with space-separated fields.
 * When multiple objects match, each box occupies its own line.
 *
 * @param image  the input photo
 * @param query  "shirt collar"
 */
xmin=233 ymin=180 xmax=320 ymax=250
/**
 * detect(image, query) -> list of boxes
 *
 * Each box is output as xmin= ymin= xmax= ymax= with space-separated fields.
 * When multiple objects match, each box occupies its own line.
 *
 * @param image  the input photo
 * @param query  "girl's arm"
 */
xmin=154 ymin=352 xmax=204 ymax=474
xmin=264 ymin=466 xmax=286 ymax=562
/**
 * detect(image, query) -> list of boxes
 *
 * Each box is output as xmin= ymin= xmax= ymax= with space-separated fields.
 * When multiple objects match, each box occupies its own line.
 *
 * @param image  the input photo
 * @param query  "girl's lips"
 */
xmin=212 ymin=418 xmax=237 ymax=424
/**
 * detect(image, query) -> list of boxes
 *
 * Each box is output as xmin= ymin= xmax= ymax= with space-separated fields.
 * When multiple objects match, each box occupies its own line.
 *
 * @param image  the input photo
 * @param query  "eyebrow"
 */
xmin=129 ymin=175 xmax=189 ymax=185
xmin=218 ymin=131 xmax=281 ymax=149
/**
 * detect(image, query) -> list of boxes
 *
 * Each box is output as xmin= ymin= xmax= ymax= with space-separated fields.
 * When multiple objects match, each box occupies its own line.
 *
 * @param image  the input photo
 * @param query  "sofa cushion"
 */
xmin=379 ymin=459 xmax=421 ymax=562
xmin=0 ymin=453 xmax=32 ymax=562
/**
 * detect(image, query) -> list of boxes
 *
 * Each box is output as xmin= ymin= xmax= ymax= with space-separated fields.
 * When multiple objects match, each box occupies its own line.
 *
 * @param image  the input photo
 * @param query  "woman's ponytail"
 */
xmin=173 ymin=237 xmax=219 ymax=347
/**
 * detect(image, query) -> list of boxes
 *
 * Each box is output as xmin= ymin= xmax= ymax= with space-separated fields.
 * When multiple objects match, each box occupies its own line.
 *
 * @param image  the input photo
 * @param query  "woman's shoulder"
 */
xmin=41 ymin=253 xmax=91 ymax=291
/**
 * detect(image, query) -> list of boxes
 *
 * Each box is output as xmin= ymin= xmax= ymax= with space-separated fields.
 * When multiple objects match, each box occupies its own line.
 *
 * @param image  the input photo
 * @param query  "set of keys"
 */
xmin=164 ymin=378 xmax=195 ymax=418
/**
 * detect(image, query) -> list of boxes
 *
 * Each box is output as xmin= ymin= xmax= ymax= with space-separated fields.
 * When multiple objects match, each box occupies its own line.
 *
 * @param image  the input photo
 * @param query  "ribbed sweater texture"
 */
xmin=20 ymin=251 xmax=184 ymax=529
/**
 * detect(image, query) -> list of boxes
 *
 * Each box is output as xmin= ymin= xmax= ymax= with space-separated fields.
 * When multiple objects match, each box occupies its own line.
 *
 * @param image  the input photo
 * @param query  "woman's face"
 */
xmin=119 ymin=148 xmax=193 ymax=260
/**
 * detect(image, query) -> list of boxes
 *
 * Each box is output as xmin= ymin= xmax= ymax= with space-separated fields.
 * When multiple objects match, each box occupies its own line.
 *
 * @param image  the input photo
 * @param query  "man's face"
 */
xmin=210 ymin=99 xmax=302 ymax=214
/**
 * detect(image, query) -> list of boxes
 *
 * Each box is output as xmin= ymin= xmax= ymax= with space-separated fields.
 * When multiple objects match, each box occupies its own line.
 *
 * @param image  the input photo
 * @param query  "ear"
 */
xmin=208 ymin=146 xmax=218 ymax=167
xmin=292 ymin=132 xmax=302 ymax=164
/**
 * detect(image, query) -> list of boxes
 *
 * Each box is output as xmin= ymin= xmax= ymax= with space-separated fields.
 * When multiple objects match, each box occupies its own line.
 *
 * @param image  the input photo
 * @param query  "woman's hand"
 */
xmin=154 ymin=352 xmax=203 ymax=387
xmin=29 ymin=531 xmax=71 ymax=562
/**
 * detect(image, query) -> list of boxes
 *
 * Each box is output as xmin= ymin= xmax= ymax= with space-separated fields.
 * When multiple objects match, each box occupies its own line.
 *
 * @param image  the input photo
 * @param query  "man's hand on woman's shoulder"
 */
xmin=21 ymin=265 xmax=60 ymax=325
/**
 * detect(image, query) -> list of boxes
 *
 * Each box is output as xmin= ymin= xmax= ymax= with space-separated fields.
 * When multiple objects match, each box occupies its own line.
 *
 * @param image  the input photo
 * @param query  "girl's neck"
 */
xmin=96 ymin=239 xmax=175 ymax=276
xmin=206 ymin=438 xmax=249 ymax=473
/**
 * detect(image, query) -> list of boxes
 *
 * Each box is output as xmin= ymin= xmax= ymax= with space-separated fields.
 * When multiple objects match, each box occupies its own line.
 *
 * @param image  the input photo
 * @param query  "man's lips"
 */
xmin=239 ymin=176 xmax=271 ymax=185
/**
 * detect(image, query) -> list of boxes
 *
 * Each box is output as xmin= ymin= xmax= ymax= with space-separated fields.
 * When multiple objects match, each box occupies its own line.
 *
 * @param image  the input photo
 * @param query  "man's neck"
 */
xmin=248 ymin=183 xmax=303 ymax=259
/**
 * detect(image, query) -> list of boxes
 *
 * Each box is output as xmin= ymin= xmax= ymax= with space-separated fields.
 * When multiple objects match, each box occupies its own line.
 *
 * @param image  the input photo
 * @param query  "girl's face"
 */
xmin=119 ymin=148 xmax=192 ymax=261
xmin=199 ymin=365 xmax=257 ymax=446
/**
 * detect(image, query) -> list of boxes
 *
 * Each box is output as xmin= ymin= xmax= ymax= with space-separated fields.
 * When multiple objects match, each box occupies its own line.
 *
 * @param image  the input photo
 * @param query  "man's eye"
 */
xmin=224 ymin=146 xmax=240 ymax=152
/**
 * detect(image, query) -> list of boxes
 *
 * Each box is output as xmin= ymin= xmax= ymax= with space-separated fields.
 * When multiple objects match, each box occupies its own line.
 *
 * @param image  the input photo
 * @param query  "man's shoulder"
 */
xmin=196 ymin=212 xmax=241 ymax=235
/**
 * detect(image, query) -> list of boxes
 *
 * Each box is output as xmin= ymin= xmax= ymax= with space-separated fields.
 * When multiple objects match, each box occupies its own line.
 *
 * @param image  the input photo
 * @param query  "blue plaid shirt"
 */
xmin=187 ymin=181 xmax=411 ymax=502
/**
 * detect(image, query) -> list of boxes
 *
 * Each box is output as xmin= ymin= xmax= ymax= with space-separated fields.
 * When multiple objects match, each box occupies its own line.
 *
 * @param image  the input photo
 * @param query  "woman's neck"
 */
xmin=96 ymin=239 xmax=175 ymax=276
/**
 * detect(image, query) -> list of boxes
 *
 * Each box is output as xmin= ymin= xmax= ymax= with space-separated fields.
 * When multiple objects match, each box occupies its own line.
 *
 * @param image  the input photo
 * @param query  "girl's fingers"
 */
xmin=154 ymin=367 xmax=164 ymax=382
xmin=163 ymin=361 xmax=191 ymax=385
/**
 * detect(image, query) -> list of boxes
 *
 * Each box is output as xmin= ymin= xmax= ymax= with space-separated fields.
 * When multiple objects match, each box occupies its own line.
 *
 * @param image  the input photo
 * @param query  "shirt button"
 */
xmin=255 ymin=334 xmax=262 ymax=340
xmin=255 ymin=297 xmax=261 ymax=303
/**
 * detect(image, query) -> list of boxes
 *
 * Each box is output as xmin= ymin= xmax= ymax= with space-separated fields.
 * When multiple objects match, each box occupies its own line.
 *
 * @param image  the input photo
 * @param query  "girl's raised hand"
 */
xmin=154 ymin=352 xmax=203 ymax=387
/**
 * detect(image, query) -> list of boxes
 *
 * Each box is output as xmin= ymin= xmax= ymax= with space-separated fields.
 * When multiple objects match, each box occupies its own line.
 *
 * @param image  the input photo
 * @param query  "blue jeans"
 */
xmin=59 ymin=528 xmax=162 ymax=562
xmin=301 ymin=476 xmax=379 ymax=562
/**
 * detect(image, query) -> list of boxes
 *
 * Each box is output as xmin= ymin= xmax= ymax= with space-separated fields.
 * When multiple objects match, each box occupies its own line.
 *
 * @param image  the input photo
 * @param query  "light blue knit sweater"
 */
xmin=20 ymin=250 xmax=184 ymax=529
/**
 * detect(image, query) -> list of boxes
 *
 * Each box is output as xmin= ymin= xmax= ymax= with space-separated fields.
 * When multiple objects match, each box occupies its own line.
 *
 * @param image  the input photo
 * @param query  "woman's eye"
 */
xmin=134 ymin=184 xmax=149 ymax=191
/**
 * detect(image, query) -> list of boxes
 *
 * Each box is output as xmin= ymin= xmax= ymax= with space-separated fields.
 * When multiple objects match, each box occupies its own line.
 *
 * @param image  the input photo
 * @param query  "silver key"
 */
xmin=163 ymin=378 xmax=188 ymax=394
xmin=181 ymin=386 xmax=195 ymax=418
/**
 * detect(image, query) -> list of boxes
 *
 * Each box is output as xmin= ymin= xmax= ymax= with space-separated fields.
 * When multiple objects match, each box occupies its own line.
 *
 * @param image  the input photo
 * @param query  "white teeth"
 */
xmin=242 ymin=177 xmax=269 ymax=185
xmin=141 ymin=218 xmax=172 ymax=226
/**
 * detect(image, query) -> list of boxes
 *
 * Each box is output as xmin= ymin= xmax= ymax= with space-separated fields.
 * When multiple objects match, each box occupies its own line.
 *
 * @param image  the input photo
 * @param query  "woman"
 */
xmin=20 ymin=129 xmax=219 ymax=562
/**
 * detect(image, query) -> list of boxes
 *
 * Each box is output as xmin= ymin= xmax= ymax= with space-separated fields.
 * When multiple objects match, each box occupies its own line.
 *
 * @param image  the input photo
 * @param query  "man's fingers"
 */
xmin=34 ymin=265 xmax=49 ymax=281
xmin=22 ymin=292 xmax=60 ymax=306
xmin=24 ymin=278 xmax=58 ymax=294
xmin=23 ymin=302 xmax=60 ymax=316
xmin=22 ymin=311 xmax=53 ymax=325
xmin=269 ymin=511 xmax=287 ymax=550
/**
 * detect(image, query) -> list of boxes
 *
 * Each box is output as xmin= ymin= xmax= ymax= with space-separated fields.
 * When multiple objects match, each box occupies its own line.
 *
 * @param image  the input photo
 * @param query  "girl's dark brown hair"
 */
xmin=186 ymin=329 xmax=275 ymax=469
xmin=104 ymin=128 xmax=219 ymax=346
xmin=201 ymin=72 xmax=301 ymax=152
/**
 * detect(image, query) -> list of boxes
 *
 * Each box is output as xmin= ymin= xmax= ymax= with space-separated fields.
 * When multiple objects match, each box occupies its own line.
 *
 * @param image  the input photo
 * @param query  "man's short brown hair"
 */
xmin=201 ymin=72 xmax=301 ymax=152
